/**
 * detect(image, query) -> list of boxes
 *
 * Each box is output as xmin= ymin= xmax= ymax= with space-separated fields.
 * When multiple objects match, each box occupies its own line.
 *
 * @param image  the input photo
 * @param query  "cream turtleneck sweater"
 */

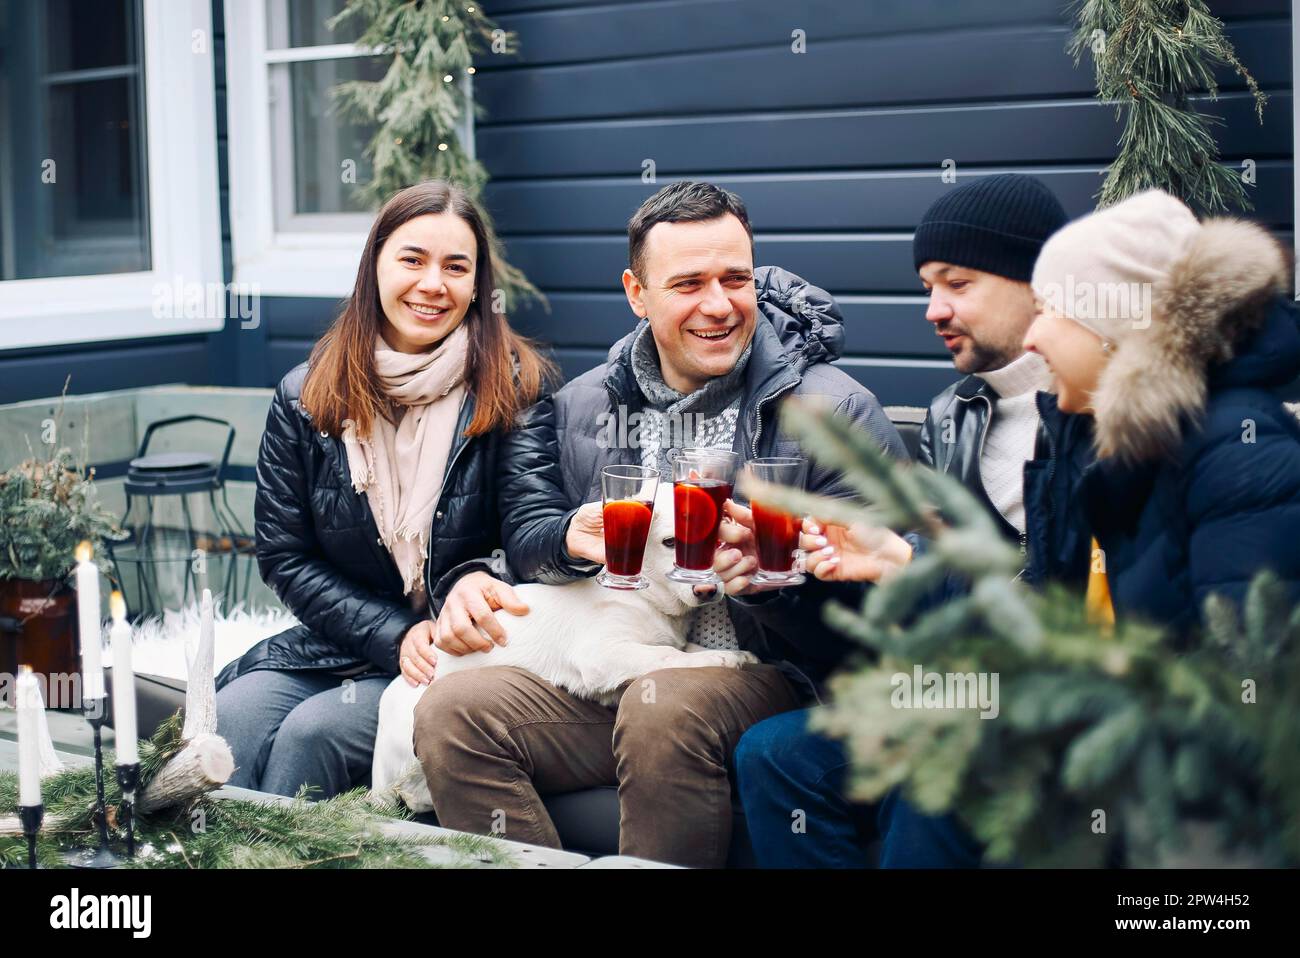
xmin=973 ymin=351 xmax=1054 ymax=535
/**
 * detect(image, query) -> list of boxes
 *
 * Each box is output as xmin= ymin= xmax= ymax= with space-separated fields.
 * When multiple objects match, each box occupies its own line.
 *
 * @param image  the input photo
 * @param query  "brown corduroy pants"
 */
xmin=411 ymin=663 xmax=801 ymax=868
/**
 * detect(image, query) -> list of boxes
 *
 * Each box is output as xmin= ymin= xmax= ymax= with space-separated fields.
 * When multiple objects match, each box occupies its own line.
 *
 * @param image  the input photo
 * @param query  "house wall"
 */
xmin=2 ymin=0 xmax=1293 ymax=406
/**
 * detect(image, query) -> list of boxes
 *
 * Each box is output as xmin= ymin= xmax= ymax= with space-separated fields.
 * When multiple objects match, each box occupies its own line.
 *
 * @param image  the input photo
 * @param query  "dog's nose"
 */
xmin=692 ymin=583 xmax=723 ymax=603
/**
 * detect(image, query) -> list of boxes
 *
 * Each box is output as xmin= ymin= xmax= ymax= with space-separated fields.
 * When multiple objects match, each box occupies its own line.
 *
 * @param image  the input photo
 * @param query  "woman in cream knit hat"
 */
xmin=1024 ymin=189 xmax=1300 ymax=632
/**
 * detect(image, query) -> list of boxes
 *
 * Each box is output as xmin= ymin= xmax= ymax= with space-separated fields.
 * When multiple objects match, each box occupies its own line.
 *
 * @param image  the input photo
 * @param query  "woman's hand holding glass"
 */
xmin=800 ymin=519 xmax=913 ymax=583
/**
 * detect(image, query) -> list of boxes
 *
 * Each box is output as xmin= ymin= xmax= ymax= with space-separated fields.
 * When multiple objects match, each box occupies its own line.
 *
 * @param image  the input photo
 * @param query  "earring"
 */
xmin=1101 ymin=340 xmax=1114 ymax=354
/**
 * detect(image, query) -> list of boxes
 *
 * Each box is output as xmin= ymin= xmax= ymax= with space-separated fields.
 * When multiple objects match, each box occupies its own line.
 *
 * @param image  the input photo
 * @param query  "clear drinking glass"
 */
xmin=744 ymin=456 xmax=809 ymax=587
xmin=667 ymin=448 xmax=739 ymax=585
xmin=598 ymin=465 xmax=659 ymax=590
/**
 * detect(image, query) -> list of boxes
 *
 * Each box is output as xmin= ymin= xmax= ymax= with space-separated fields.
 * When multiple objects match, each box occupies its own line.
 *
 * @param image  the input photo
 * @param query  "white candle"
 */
xmin=108 ymin=592 xmax=138 ymax=766
xmin=75 ymin=541 xmax=105 ymax=701
xmin=16 ymin=665 xmax=42 ymax=807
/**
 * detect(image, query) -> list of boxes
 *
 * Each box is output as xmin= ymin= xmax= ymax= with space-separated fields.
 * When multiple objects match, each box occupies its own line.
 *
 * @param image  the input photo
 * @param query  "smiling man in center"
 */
xmin=410 ymin=180 xmax=906 ymax=868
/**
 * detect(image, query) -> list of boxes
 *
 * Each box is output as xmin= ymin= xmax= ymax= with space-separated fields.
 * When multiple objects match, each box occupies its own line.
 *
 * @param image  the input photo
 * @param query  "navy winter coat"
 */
xmin=1073 ymin=299 xmax=1300 ymax=634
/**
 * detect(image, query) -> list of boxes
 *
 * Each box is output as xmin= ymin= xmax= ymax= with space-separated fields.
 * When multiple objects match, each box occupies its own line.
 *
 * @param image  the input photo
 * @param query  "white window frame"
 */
xmin=0 ymin=0 xmax=224 ymax=350
xmin=225 ymin=0 xmax=474 ymax=298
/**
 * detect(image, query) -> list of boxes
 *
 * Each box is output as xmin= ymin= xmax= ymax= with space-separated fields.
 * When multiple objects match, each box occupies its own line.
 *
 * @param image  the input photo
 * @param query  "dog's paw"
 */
xmin=686 ymin=649 xmax=759 ymax=669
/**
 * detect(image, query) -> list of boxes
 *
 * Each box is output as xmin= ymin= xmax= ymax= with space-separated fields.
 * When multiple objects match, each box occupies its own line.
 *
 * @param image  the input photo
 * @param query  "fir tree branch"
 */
xmin=326 ymin=0 xmax=544 ymax=311
xmin=1069 ymin=0 xmax=1267 ymax=212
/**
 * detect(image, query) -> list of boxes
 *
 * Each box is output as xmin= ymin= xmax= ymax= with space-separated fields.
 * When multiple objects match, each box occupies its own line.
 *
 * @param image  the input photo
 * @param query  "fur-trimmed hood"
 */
xmin=1092 ymin=217 xmax=1293 ymax=463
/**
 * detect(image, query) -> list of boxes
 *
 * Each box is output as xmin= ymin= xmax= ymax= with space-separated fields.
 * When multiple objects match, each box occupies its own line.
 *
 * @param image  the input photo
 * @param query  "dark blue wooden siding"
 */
xmin=468 ymin=0 xmax=1294 ymax=405
xmin=2 ymin=0 xmax=1292 ymax=405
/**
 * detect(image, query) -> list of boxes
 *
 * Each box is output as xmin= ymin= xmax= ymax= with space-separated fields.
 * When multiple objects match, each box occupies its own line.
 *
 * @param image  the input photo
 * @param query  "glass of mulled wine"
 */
xmin=667 ymin=448 xmax=739 ymax=585
xmin=744 ymin=456 xmax=809 ymax=587
xmin=598 ymin=464 xmax=659 ymax=590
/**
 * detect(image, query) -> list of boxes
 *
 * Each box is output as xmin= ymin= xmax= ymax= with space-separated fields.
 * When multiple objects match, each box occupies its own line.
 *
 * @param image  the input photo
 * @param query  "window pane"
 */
xmin=281 ymin=56 xmax=386 ymax=216
xmin=45 ymin=0 xmax=132 ymax=74
xmin=0 ymin=0 xmax=150 ymax=280
xmin=48 ymin=78 xmax=149 ymax=243
xmin=269 ymin=0 xmax=364 ymax=49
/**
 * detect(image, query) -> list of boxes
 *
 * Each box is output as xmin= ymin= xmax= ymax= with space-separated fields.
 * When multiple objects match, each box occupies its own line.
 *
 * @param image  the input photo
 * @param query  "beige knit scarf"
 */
xmin=341 ymin=324 xmax=470 ymax=594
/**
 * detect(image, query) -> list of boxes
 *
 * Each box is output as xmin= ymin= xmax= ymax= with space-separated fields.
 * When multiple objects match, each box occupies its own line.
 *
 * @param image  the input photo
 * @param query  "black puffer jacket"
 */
xmin=216 ymin=363 xmax=504 ymax=688
xmin=431 ymin=266 xmax=908 ymax=693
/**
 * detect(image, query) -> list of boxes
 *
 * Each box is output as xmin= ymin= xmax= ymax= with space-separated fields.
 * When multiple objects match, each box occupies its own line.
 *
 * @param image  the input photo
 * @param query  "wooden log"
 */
xmin=0 ymin=811 xmax=80 ymax=836
xmin=1 ymin=735 xmax=233 ymax=831
xmin=137 ymin=733 xmax=233 ymax=814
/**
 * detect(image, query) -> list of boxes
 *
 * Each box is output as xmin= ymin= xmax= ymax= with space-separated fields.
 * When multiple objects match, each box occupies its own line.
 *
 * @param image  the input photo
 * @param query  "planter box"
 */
xmin=0 ymin=579 xmax=79 ymax=705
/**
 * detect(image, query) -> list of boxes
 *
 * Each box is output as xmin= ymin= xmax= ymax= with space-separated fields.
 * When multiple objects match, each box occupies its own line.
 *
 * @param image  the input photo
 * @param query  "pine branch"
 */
xmin=0 ymin=715 xmax=513 ymax=869
xmin=778 ymin=401 xmax=1300 ymax=867
xmin=1070 ymin=0 xmax=1267 ymax=212
xmin=327 ymin=0 xmax=544 ymax=311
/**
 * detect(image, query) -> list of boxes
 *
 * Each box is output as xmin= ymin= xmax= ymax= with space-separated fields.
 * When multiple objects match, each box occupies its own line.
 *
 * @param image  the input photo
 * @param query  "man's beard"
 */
xmin=942 ymin=327 xmax=1021 ymax=375
xmin=955 ymin=340 xmax=1018 ymax=375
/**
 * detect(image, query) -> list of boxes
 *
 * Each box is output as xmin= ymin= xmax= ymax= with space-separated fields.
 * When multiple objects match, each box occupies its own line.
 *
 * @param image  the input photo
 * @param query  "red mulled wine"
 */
xmin=752 ymin=501 xmax=800 ymax=572
xmin=603 ymin=499 xmax=653 ymax=577
xmin=673 ymin=479 xmax=732 ymax=570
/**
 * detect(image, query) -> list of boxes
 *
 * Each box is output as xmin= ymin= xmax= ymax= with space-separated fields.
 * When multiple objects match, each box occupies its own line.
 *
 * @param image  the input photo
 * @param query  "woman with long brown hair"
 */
xmin=214 ymin=181 xmax=554 ymax=798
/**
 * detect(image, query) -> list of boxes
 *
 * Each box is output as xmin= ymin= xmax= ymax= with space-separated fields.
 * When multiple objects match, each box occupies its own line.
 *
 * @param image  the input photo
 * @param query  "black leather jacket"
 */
xmin=917 ymin=374 xmax=1023 ymax=545
xmin=216 ymin=363 xmax=504 ymax=688
xmin=914 ymin=373 xmax=1090 ymax=592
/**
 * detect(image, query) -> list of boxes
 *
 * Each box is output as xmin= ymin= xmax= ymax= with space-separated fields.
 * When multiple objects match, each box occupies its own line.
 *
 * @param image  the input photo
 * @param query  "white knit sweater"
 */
xmin=973 ymin=352 xmax=1054 ymax=535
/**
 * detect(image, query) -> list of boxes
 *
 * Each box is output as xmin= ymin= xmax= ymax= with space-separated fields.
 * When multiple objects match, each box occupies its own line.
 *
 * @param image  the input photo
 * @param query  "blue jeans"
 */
xmin=215 ymin=668 xmax=390 ymax=799
xmin=734 ymin=707 xmax=984 ymax=868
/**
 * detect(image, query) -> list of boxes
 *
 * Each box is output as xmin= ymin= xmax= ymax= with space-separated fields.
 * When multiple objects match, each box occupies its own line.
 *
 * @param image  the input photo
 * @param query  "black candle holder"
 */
xmin=115 ymin=762 xmax=141 ymax=858
xmin=72 ymin=699 xmax=122 ymax=869
xmin=17 ymin=804 xmax=42 ymax=869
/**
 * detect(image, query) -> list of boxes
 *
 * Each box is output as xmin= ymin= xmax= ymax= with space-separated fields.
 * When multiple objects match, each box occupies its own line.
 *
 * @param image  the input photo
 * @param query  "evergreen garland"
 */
xmin=1069 ymin=0 xmax=1267 ymax=211
xmin=745 ymin=401 xmax=1300 ymax=867
xmin=0 ymin=713 xmax=511 ymax=868
xmin=328 ymin=0 xmax=542 ymax=310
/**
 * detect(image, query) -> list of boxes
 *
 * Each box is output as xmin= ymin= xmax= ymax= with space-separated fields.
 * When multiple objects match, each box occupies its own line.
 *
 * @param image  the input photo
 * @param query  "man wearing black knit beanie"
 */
xmin=732 ymin=174 xmax=1084 ymax=870
xmin=912 ymin=172 xmax=1069 ymax=545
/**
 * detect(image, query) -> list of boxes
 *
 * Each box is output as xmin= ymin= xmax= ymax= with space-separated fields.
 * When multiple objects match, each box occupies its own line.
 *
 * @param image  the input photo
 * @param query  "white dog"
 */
xmin=371 ymin=482 xmax=758 ymax=811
